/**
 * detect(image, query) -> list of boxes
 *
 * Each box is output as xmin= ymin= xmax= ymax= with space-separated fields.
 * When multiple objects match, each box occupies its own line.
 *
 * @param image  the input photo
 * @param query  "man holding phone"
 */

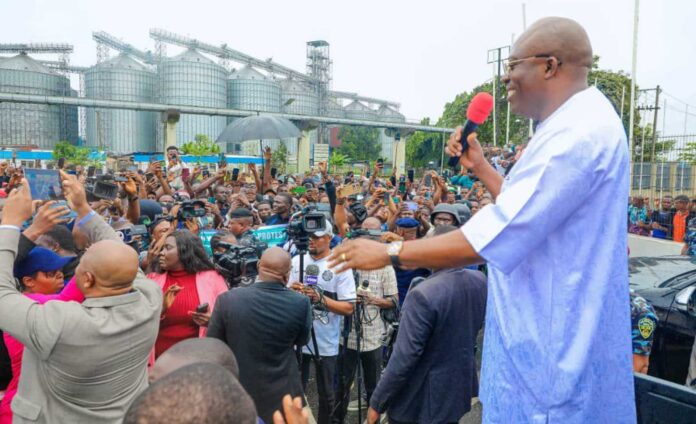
xmin=166 ymin=146 xmax=185 ymax=191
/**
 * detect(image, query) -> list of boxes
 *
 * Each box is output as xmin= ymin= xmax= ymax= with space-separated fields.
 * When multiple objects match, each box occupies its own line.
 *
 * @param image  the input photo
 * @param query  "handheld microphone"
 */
xmin=357 ymin=280 xmax=370 ymax=297
xmin=447 ymin=92 xmax=494 ymax=168
xmin=305 ymin=264 xmax=320 ymax=286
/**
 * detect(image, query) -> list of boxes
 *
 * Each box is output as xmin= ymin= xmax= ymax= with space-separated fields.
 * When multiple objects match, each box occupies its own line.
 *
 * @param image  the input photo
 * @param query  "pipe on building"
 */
xmin=0 ymin=92 xmax=454 ymax=134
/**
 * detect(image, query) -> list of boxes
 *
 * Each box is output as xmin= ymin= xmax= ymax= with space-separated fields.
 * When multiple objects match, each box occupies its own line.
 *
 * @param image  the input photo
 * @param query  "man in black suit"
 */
xmin=207 ymin=247 xmax=312 ymax=423
xmin=368 ymin=225 xmax=487 ymax=424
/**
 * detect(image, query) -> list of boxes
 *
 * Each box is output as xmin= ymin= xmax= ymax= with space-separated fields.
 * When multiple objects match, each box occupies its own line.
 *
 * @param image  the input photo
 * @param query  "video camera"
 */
xmin=286 ymin=206 xmax=328 ymax=252
xmin=177 ymin=200 xmax=206 ymax=220
xmin=213 ymin=241 xmax=260 ymax=288
xmin=85 ymin=174 xmax=120 ymax=202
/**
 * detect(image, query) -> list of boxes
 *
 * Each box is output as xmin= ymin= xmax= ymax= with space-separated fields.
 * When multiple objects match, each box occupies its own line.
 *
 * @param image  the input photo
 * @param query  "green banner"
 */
xmin=199 ymin=230 xmax=217 ymax=256
xmin=252 ymin=224 xmax=288 ymax=247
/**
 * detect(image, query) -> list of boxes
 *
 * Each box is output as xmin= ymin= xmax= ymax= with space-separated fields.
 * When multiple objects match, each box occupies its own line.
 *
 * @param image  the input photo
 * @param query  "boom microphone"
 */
xmin=447 ymin=92 xmax=495 ymax=168
xmin=305 ymin=264 xmax=320 ymax=286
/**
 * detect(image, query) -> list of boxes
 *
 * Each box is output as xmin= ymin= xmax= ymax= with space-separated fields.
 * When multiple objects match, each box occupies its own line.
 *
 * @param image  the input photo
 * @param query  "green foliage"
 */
xmin=406 ymin=118 xmax=445 ymax=168
xmin=632 ymin=125 xmax=677 ymax=163
xmin=271 ymin=143 xmax=289 ymax=174
xmin=335 ymin=126 xmax=381 ymax=162
xmin=52 ymin=141 xmax=90 ymax=166
xmin=677 ymin=142 xmax=696 ymax=164
xmin=328 ymin=151 xmax=348 ymax=172
xmin=438 ymin=79 xmax=530 ymax=147
xmin=181 ymin=134 xmax=221 ymax=161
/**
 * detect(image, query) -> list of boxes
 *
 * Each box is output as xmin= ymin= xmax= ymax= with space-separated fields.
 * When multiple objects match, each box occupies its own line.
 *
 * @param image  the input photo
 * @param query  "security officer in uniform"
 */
xmin=228 ymin=207 xmax=267 ymax=256
xmin=630 ymin=291 xmax=658 ymax=374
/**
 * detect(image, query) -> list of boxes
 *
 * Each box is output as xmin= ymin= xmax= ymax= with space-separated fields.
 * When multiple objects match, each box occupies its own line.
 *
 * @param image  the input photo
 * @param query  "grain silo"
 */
xmin=85 ymin=53 xmax=157 ymax=152
xmin=159 ymin=49 xmax=227 ymax=147
xmin=0 ymin=53 xmax=75 ymax=147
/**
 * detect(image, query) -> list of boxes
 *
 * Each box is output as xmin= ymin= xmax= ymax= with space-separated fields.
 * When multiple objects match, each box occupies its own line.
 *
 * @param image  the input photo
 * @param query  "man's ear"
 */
xmin=83 ymin=271 xmax=96 ymax=289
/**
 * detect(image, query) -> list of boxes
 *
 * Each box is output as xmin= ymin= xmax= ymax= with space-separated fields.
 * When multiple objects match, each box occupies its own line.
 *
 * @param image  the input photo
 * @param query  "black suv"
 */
xmin=630 ymin=256 xmax=696 ymax=384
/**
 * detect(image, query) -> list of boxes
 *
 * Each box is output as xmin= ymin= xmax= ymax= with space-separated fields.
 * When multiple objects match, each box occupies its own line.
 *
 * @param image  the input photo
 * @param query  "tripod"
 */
xmin=335 ymin=276 xmax=369 ymax=424
xmin=293 ymin=237 xmax=329 ymax=422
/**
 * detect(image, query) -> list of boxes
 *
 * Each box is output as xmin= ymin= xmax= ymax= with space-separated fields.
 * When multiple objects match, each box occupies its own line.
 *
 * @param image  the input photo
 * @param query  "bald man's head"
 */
xmin=516 ymin=17 xmax=593 ymax=69
xmin=503 ymin=17 xmax=593 ymax=121
xmin=362 ymin=217 xmax=382 ymax=230
xmin=257 ymin=247 xmax=291 ymax=285
xmin=76 ymin=239 xmax=139 ymax=298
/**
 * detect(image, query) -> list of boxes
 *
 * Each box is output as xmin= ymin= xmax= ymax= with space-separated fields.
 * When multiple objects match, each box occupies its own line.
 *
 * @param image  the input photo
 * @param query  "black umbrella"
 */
xmin=216 ymin=115 xmax=302 ymax=144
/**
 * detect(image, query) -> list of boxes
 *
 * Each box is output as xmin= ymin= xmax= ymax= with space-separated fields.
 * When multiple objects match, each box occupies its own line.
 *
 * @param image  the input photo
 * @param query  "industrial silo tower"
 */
xmin=158 ymin=49 xmax=227 ymax=148
xmin=0 ymin=43 xmax=77 ymax=148
xmin=85 ymin=53 xmax=157 ymax=152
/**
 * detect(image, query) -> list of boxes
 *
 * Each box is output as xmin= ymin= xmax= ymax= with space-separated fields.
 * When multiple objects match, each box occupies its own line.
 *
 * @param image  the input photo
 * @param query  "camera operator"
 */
xmin=227 ymin=207 xmax=266 ymax=255
xmin=288 ymin=219 xmax=355 ymax=424
xmin=334 ymin=217 xmax=397 ymax=424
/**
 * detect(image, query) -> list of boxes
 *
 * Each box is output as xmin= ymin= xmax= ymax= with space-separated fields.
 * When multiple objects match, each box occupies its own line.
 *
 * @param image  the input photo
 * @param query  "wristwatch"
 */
xmin=387 ymin=241 xmax=404 ymax=268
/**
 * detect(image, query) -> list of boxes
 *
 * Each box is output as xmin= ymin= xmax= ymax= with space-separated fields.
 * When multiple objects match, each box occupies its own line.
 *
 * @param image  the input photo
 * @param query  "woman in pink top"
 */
xmin=147 ymin=230 xmax=228 ymax=365
xmin=0 ymin=247 xmax=83 ymax=424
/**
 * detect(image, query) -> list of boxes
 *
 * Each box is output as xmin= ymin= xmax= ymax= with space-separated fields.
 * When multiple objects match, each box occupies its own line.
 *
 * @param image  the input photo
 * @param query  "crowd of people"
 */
xmin=0 ymin=133 xmax=673 ymax=423
xmin=627 ymin=193 xmax=696 ymax=256
xmin=0 ymin=139 xmax=516 ymax=423
xmin=0 ymin=16 xmax=691 ymax=424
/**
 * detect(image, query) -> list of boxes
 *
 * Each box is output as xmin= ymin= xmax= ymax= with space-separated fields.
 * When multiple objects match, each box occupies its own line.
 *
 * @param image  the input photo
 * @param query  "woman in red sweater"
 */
xmin=148 ymin=230 xmax=228 ymax=359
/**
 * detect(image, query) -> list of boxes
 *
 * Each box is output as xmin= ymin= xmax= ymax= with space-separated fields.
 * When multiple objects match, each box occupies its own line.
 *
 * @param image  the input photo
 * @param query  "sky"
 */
xmin=1 ymin=0 xmax=695 ymax=135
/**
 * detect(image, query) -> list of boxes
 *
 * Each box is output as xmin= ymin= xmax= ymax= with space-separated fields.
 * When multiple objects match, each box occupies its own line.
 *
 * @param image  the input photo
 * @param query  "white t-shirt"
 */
xmin=289 ymin=253 xmax=356 ymax=356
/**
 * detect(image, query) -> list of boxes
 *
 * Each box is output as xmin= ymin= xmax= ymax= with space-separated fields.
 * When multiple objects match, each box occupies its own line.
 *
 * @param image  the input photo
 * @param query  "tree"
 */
xmin=677 ymin=142 xmax=696 ymax=164
xmin=52 ymin=141 xmax=91 ymax=166
xmin=335 ymin=126 xmax=381 ymax=162
xmin=406 ymin=118 xmax=444 ymax=168
xmin=328 ymin=151 xmax=348 ymax=173
xmin=271 ymin=143 xmax=289 ymax=174
xmin=181 ymin=134 xmax=221 ymax=162
xmin=437 ymin=78 xmax=529 ymax=147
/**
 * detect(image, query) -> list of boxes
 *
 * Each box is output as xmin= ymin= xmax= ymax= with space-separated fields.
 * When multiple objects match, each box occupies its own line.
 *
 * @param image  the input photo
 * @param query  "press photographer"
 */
xmin=334 ymin=217 xmax=398 ymax=424
xmin=287 ymin=213 xmax=355 ymax=424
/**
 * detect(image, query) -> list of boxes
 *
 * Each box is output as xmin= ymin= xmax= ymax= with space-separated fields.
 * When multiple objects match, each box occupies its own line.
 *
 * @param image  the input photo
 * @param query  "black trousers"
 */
xmin=301 ymin=354 xmax=337 ymax=424
xmin=333 ymin=347 xmax=382 ymax=424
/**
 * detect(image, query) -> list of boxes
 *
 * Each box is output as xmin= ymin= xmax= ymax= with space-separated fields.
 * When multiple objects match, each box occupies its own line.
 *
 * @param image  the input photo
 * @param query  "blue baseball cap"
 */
xmin=14 ymin=247 xmax=75 ymax=280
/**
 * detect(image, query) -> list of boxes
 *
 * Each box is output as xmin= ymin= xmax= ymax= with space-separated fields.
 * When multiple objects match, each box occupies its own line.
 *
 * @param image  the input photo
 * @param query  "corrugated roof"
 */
xmin=169 ymin=48 xmax=217 ymax=66
xmin=94 ymin=53 xmax=151 ymax=72
xmin=0 ymin=53 xmax=55 ymax=74
xmin=377 ymin=104 xmax=405 ymax=120
xmin=229 ymin=65 xmax=267 ymax=80
xmin=344 ymin=100 xmax=372 ymax=112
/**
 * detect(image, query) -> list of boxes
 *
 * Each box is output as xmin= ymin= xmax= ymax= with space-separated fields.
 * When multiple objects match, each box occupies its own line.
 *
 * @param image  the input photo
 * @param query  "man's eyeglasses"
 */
xmin=503 ymin=54 xmax=561 ymax=73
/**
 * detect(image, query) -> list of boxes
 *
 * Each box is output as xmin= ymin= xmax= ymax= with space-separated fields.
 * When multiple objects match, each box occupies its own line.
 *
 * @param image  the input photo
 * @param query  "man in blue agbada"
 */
xmin=330 ymin=17 xmax=635 ymax=424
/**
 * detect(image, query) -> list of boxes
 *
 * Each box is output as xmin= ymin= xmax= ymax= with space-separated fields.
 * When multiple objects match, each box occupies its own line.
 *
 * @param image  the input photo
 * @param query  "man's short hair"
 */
xmin=276 ymin=193 xmax=293 ymax=205
xmin=675 ymin=195 xmax=690 ymax=203
xmin=40 ymin=225 xmax=77 ymax=253
xmin=124 ymin=363 xmax=256 ymax=424
xmin=166 ymin=146 xmax=179 ymax=152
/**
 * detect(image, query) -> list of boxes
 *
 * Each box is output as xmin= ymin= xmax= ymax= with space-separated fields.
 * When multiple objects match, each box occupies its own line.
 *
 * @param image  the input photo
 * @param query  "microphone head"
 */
xmin=466 ymin=92 xmax=494 ymax=124
xmin=361 ymin=280 xmax=369 ymax=289
xmin=305 ymin=264 xmax=320 ymax=286
xmin=306 ymin=264 xmax=320 ymax=276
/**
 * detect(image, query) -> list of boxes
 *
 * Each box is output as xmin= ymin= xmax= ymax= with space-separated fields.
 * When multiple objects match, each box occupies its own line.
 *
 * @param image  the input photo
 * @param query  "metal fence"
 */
xmin=630 ymin=134 xmax=696 ymax=197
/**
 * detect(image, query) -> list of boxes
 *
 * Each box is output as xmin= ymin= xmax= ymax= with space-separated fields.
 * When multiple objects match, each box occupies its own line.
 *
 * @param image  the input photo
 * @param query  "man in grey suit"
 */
xmin=0 ymin=176 xmax=162 ymax=423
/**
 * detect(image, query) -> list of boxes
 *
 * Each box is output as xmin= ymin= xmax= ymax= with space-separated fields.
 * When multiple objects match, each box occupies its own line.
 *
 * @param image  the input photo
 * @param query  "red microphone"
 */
xmin=447 ymin=92 xmax=494 ymax=167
